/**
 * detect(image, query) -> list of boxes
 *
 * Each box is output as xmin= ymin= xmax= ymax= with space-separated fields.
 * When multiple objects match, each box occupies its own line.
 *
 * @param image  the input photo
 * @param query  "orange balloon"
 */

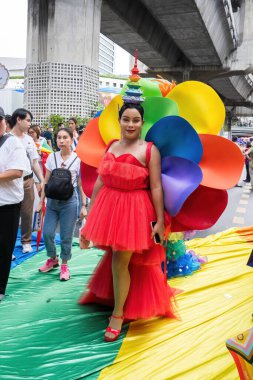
xmin=199 ymin=134 xmax=244 ymax=189
xmin=76 ymin=117 xmax=106 ymax=168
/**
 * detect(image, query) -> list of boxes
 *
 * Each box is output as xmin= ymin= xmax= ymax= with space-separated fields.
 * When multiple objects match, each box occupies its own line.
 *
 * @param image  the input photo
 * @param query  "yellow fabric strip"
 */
xmin=99 ymin=227 xmax=253 ymax=380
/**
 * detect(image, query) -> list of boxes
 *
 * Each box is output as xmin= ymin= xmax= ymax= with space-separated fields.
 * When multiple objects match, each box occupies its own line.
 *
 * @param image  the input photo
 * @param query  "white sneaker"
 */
xmin=22 ymin=243 xmax=33 ymax=254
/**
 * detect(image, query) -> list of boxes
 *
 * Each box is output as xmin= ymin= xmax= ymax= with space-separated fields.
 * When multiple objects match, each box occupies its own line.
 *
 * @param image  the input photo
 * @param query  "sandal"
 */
xmin=104 ymin=314 xmax=124 ymax=342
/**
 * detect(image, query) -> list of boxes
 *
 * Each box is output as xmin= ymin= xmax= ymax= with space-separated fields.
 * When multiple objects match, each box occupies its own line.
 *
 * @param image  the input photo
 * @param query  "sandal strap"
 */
xmin=111 ymin=314 xmax=124 ymax=320
xmin=106 ymin=326 xmax=120 ymax=334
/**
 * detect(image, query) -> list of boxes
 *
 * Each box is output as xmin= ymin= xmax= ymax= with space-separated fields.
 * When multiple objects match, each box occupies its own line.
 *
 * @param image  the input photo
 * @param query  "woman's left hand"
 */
xmin=80 ymin=205 xmax=87 ymax=220
xmin=151 ymin=221 xmax=165 ymax=245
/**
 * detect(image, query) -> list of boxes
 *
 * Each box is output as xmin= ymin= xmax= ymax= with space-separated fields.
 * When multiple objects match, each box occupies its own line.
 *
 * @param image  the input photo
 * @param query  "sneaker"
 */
xmin=22 ymin=244 xmax=33 ymax=254
xmin=0 ymin=294 xmax=5 ymax=303
xmin=12 ymin=254 xmax=16 ymax=261
xmin=60 ymin=264 xmax=70 ymax=281
xmin=39 ymin=257 xmax=59 ymax=273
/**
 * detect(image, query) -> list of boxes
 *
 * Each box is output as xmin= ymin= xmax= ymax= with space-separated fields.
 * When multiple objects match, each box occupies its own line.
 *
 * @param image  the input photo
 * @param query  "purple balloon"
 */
xmin=161 ymin=156 xmax=203 ymax=216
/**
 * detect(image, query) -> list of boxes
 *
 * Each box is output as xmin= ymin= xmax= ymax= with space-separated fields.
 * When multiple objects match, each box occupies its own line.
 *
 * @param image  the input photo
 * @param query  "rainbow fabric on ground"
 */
xmin=226 ymin=328 xmax=253 ymax=379
xmin=1 ymin=227 xmax=252 ymax=379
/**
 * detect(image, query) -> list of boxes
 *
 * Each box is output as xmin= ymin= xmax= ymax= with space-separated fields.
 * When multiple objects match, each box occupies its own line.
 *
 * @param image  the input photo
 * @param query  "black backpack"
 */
xmin=45 ymin=153 xmax=78 ymax=201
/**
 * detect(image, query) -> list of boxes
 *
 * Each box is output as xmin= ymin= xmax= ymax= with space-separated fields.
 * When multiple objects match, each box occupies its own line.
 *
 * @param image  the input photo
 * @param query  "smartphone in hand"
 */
xmin=151 ymin=221 xmax=161 ymax=244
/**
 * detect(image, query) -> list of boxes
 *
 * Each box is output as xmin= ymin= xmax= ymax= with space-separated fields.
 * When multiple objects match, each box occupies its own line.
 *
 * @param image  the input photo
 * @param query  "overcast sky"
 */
xmin=0 ymin=0 xmax=130 ymax=75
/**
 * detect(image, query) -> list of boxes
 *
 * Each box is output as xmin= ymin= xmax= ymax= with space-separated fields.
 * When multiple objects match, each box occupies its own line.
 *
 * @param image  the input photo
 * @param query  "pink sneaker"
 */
xmin=39 ymin=257 xmax=59 ymax=273
xmin=60 ymin=264 xmax=70 ymax=281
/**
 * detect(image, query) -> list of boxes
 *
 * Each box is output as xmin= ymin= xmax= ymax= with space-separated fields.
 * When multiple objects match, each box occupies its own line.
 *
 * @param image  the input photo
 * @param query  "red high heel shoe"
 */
xmin=104 ymin=314 xmax=124 ymax=342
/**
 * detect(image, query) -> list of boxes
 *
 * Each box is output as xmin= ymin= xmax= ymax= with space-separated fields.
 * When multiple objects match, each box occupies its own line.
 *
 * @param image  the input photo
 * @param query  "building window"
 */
xmin=113 ymin=83 xmax=117 ymax=87
xmin=106 ymin=82 xmax=109 ymax=86
xmin=120 ymin=84 xmax=124 ymax=88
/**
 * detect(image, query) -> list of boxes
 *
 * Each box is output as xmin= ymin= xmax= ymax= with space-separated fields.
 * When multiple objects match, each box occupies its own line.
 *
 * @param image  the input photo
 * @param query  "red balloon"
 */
xmin=199 ymin=134 xmax=244 ymax=189
xmin=80 ymin=162 xmax=98 ymax=198
xmin=171 ymin=185 xmax=228 ymax=231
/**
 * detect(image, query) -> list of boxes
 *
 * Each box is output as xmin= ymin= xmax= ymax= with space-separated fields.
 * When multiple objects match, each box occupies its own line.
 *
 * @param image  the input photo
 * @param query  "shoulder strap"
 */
xmin=105 ymin=139 xmax=119 ymax=153
xmin=146 ymin=142 xmax=153 ymax=166
xmin=54 ymin=153 xmax=58 ymax=168
xmin=0 ymin=133 xmax=12 ymax=148
xmin=67 ymin=154 xmax=78 ymax=170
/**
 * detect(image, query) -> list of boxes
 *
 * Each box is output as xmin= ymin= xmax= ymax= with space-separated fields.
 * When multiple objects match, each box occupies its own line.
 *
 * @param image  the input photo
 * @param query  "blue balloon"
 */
xmin=145 ymin=116 xmax=203 ymax=163
xmin=161 ymin=156 xmax=203 ymax=216
xmin=93 ymin=110 xmax=103 ymax=118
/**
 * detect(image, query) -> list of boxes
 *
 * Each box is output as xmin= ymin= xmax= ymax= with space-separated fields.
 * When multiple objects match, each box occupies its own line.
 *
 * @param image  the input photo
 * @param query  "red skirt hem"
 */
xmin=78 ymin=248 xmax=177 ymax=321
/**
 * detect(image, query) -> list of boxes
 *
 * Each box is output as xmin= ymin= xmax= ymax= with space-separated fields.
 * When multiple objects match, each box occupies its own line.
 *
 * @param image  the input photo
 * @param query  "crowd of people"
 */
xmin=0 ymin=107 xmax=87 ymax=301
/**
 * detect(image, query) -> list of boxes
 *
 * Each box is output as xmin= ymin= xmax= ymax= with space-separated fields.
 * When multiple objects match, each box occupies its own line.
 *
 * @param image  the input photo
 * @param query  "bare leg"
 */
xmin=105 ymin=250 xmax=133 ymax=339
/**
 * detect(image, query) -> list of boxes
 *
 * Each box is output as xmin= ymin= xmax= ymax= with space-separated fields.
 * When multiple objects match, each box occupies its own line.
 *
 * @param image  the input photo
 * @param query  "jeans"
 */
xmin=0 ymin=203 xmax=21 ymax=294
xmin=43 ymin=191 xmax=78 ymax=261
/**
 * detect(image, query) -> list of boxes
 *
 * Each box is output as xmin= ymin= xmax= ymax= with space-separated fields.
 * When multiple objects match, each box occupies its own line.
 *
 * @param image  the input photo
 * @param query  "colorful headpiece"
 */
xmin=122 ymin=50 xmax=144 ymax=105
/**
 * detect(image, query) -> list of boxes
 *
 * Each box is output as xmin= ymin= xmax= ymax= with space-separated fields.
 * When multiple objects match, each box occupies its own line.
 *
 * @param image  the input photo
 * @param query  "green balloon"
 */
xmin=142 ymin=97 xmax=179 ymax=138
xmin=121 ymin=78 xmax=162 ymax=98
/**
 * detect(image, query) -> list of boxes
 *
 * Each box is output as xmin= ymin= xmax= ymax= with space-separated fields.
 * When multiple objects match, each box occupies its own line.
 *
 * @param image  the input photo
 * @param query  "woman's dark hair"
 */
xmin=11 ymin=108 xmax=33 ymax=127
xmin=5 ymin=114 xmax=12 ymax=125
xmin=119 ymin=103 xmax=144 ymax=120
xmin=56 ymin=127 xmax=73 ymax=139
xmin=29 ymin=124 xmax=41 ymax=139
xmin=68 ymin=117 xmax=78 ymax=125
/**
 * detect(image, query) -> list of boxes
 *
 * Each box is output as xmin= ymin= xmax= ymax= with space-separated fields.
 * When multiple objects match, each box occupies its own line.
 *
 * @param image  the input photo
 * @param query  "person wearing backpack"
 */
xmin=37 ymin=128 xmax=87 ymax=281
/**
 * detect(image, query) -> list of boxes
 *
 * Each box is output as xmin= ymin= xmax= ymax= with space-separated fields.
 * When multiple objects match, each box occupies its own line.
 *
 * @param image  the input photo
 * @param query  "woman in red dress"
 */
xmin=79 ymin=103 xmax=176 ymax=341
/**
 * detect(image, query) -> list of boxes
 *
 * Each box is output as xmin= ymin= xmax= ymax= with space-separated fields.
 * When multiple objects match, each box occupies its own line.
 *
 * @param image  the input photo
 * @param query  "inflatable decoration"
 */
xmin=146 ymin=115 xmax=203 ymax=163
xmin=76 ymin=53 xmax=244 ymax=231
xmin=167 ymin=81 xmax=225 ymax=135
xmin=161 ymin=156 xmax=203 ymax=216
xmin=99 ymin=95 xmax=123 ymax=144
xmin=76 ymin=117 xmax=106 ymax=168
xmin=142 ymin=97 xmax=179 ymax=138
xmin=80 ymin=162 xmax=98 ymax=199
xmin=199 ymin=134 xmax=244 ymax=189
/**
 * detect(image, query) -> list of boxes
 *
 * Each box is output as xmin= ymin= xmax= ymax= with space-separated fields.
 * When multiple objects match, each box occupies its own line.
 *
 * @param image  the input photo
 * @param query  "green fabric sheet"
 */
xmin=0 ymin=240 xmax=127 ymax=379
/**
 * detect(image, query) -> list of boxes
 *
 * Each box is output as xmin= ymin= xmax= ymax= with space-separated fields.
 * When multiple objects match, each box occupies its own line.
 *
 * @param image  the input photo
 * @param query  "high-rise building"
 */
xmin=99 ymin=34 xmax=115 ymax=74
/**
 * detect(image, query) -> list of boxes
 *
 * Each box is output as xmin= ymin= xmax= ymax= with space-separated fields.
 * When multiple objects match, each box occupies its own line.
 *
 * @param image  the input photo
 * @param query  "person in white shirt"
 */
xmin=0 ymin=107 xmax=30 ymax=302
xmin=37 ymin=128 xmax=87 ymax=281
xmin=10 ymin=108 xmax=44 ymax=254
xmin=68 ymin=117 xmax=79 ymax=150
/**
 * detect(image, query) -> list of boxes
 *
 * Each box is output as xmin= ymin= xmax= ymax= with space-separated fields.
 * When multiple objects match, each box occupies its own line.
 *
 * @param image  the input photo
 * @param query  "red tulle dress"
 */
xmin=79 ymin=141 xmax=176 ymax=320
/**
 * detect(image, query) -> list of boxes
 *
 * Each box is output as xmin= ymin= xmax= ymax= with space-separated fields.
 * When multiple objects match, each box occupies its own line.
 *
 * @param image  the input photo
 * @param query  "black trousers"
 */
xmin=0 ymin=202 xmax=21 ymax=294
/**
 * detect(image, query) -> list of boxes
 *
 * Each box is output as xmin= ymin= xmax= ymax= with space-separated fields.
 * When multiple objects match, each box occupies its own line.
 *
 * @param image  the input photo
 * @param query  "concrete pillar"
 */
xmin=25 ymin=0 xmax=102 ymax=124
xmin=230 ymin=0 xmax=253 ymax=71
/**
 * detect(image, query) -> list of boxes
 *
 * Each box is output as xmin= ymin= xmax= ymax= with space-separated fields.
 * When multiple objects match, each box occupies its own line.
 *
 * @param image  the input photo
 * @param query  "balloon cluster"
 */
xmin=76 ymin=79 xmax=244 ymax=232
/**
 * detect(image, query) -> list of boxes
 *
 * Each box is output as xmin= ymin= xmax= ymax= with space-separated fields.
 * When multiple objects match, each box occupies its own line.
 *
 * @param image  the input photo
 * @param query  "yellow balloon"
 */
xmin=99 ymin=95 xmax=123 ymax=144
xmin=167 ymin=81 xmax=225 ymax=135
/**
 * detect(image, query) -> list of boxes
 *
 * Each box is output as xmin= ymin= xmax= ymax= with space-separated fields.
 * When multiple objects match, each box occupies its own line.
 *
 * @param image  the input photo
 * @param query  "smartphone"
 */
xmin=151 ymin=221 xmax=161 ymax=244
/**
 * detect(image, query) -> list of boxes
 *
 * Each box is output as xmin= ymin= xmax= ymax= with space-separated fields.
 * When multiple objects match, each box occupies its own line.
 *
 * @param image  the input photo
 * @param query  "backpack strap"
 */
xmin=0 ymin=133 xmax=12 ymax=148
xmin=146 ymin=142 xmax=153 ymax=166
xmin=67 ymin=154 xmax=78 ymax=170
xmin=53 ymin=153 xmax=58 ymax=168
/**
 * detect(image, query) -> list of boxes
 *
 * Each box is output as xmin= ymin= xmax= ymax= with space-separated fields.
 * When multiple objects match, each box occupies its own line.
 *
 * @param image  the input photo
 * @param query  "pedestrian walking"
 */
xmin=10 ymin=108 xmax=44 ymax=254
xmin=38 ymin=128 xmax=87 ymax=281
